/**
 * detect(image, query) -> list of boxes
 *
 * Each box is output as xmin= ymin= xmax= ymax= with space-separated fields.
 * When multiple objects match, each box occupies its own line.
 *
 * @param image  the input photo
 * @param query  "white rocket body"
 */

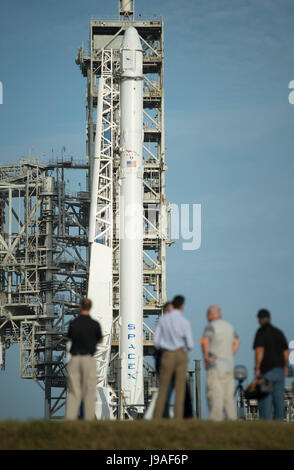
xmin=119 ymin=26 xmax=144 ymax=409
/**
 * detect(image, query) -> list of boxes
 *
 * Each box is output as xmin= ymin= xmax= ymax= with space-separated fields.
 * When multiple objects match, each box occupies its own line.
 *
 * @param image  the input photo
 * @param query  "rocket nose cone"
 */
xmin=121 ymin=26 xmax=142 ymax=52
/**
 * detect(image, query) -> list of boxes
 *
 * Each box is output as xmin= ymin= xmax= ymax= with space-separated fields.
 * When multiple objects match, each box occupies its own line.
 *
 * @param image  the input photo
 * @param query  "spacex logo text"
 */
xmin=128 ymin=323 xmax=136 ymax=380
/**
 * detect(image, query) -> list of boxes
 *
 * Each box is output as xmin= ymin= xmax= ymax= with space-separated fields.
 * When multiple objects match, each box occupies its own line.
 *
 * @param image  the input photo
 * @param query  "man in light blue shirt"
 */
xmin=153 ymin=295 xmax=194 ymax=419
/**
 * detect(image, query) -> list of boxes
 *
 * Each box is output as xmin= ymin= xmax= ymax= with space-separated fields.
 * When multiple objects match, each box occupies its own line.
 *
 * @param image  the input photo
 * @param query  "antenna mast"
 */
xmin=119 ymin=0 xmax=134 ymax=20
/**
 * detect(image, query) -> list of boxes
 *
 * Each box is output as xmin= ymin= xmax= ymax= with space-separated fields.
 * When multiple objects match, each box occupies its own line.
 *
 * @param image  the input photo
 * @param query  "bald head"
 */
xmin=207 ymin=305 xmax=222 ymax=322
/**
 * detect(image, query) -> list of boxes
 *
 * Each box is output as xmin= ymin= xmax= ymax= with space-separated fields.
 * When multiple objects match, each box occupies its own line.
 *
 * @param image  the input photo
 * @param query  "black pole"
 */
xmin=195 ymin=359 xmax=202 ymax=419
xmin=188 ymin=371 xmax=195 ymax=417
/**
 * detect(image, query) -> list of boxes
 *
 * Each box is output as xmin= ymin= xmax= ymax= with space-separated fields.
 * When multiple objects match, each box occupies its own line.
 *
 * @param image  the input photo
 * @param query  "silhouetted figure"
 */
xmin=65 ymin=298 xmax=102 ymax=420
xmin=200 ymin=305 xmax=240 ymax=421
xmin=253 ymin=309 xmax=289 ymax=420
xmin=153 ymin=295 xmax=194 ymax=419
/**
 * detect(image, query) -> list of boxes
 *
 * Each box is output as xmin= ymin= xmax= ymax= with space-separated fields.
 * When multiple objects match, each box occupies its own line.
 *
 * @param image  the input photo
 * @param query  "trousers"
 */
xmin=258 ymin=367 xmax=285 ymax=420
xmin=206 ymin=368 xmax=236 ymax=421
xmin=65 ymin=354 xmax=97 ymax=421
xmin=154 ymin=348 xmax=188 ymax=419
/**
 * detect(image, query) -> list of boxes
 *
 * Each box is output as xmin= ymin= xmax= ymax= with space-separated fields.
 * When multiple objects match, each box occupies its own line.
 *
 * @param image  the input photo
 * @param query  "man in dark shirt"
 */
xmin=65 ymin=298 xmax=102 ymax=420
xmin=253 ymin=309 xmax=289 ymax=421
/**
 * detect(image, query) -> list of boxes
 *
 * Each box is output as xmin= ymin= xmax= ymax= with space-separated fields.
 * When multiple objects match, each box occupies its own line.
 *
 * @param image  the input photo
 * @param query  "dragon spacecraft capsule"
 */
xmin=119 ymin=26 xmax=144 ymax=411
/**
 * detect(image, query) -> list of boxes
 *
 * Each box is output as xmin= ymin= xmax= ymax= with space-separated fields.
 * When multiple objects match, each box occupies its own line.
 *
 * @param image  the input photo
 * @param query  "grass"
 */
xmin=0 ymin=419 xmax=293 ymax=450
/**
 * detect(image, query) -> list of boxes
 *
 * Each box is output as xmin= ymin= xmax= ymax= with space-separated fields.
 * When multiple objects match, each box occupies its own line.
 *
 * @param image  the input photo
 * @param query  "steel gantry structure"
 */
xmin=0 ymin=156 xmax=89 ymax=418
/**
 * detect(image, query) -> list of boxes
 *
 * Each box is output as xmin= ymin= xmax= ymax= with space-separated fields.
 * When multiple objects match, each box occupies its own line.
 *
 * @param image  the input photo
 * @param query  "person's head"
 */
xmin=80 ymin=298 xmax=92 ymax=315
xmin=257 ymin=309 xmax=271 ymax=326
xmin=207 ymin=305 xmax=222 ymax=322
xmin=172 ymin=295 xmax=185 ymax=311
xmin=163 ymin=302 xmax=173 ymax=314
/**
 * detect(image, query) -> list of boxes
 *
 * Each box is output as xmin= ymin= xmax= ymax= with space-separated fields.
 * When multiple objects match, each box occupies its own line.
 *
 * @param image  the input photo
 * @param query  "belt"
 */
xmin=162 ymin=347 xmax=185 ymax=353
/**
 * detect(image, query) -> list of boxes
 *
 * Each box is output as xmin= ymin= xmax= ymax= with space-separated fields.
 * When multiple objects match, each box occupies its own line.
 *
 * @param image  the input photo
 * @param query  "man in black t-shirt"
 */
xmin=253 ymin=309 xmax=289 ymax=421
xmin=65 ymin=298 xmax=102 ymax=421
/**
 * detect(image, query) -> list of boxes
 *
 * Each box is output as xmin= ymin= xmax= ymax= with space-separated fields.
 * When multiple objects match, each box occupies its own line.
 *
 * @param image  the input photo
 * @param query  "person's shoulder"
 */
xmin=261 ymin=323 xmax=276 ymax=335
xmin=271 ymin=324 xmax=281 ymax=331
xmin=182 ymin=314 xmax=190 ymax=323
xmin=181 ymin=314 xmax=192 ymax=327
xmin=163 ymin=309 xmax=177 ymax=320
xmin=89 ymin=316 xmax=101 ymax=327
xmin=203 ymin=322 xmax=214 ymax=336
xmin=271 ymin=324 xmax=286 ymax=337
xmin=213 ymin=318 xmax=230 ymax=330
xmin=78 ymin=315 xmax=98 ymax=326
xmin=255 ymin=325 xmax=263 ymax=335
xmin=70 ymin=315 xmax=79 ymax=325
xmin=219 ymin=318 xmax=234 ymax=328
xmin=225 ymin=319 xmax=238 ymax=333
xmin=204 ymin=322 xmax=214 ymax=330
xmin=157 ymin=313 xmax=166 ymax=323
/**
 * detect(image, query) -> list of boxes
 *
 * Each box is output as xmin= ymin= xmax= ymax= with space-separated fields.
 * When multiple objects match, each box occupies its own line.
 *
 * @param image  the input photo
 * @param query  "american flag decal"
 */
xmin=127 ymin=160 xmax=136 ymax=167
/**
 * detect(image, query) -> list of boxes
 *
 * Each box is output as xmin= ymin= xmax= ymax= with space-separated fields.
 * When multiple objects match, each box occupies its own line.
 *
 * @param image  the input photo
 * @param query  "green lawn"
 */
xmin=0 ymin=419 xmax=293 ymax=450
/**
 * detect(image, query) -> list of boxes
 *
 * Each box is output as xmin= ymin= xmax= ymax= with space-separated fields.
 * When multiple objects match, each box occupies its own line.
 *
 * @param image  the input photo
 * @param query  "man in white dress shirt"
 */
xmin=153 ymin=295 xmax=194 ymax=419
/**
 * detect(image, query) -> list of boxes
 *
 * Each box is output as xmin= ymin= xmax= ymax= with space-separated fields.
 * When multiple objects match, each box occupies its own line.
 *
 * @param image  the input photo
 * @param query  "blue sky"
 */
xmin=0 ymin=0 xmax=294 ymax=420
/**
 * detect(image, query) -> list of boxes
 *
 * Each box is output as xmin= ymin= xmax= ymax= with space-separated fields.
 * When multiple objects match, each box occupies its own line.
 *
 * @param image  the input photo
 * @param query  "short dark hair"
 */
xmin=80 ymin=298 xmax=92 ymax=311
xmin=257 ymin=309 xmax=270 ymax=319
xmin=163 ymin=302 xmax=172 ymax=312
xmin=172 ymin=295 xmax=185 ymax=309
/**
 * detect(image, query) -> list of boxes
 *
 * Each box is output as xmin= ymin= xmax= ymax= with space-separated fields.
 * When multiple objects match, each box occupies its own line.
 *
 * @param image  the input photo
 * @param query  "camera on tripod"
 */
xmin=234 ymin=365 xmax=248 ymax=420
xmin=234 ymin=365 xmax=248 ymax=384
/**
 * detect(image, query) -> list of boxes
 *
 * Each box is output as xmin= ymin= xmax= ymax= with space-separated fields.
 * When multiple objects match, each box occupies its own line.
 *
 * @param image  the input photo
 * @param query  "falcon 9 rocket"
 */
xmin=119 ymin=26 xmax=144 ymax=411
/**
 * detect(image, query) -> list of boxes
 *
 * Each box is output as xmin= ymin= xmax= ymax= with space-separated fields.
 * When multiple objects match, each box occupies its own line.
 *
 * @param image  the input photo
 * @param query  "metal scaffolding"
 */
xmin=0 ymin=156 xmax=89 ymax=418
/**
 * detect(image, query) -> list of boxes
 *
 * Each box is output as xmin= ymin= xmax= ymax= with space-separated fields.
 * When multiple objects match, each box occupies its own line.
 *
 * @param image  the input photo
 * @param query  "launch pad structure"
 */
xmin=0 ymin=1 xmax=172 ymax=419
xmin=1 ymin=1 xmax=293 ymax=422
